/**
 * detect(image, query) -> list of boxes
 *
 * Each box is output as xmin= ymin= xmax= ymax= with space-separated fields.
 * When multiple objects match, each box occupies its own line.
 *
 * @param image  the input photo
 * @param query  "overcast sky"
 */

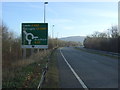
xmin=2 ymin=2 xmax=118 ymax=38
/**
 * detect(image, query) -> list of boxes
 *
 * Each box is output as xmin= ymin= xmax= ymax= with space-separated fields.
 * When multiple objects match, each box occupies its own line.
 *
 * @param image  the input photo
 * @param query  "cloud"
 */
xmin=71 ymin=6 xmax=117 ymax=19
xmin=47 ymin=7 xmax=59 ymax=18
xmin=48 ymin=18 xmax=73 ymax=24
xmin=63 ymin=26 xmax=74 ymax=30
xmin=62 ymin=23 xmax=115 ymax=33
xmin=92 ymin=11 xmax=117 ymax=19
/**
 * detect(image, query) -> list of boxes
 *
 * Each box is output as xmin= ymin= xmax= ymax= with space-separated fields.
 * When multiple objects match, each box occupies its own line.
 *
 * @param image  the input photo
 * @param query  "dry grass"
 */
xmin=2 ymin=49 xmax=52 ymax=88
xmin=43 ymin=49 xmax=59 ymax=88
xmin=10 ymin=50 xmax=51 ymax=67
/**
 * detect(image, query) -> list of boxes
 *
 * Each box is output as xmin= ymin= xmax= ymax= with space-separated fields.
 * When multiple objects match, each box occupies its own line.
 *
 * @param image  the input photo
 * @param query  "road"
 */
xmin=57 ymin=47 xmax=118 ymax=89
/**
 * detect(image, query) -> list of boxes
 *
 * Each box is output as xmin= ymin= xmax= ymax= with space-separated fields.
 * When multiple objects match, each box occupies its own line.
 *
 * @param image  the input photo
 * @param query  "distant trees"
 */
xmin=83 ymin=25 xmax=120 ymax=53
xmin=48 ymin=37 xmax=80 ymax=49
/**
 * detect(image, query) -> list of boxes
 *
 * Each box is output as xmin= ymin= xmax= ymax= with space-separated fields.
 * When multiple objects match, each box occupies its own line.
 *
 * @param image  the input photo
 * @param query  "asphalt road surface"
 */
xmin=57 ymin=47 xmax=118 ymax=89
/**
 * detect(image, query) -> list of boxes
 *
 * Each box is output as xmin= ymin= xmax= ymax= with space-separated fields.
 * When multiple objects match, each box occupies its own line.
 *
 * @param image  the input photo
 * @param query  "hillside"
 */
xmin=59 ymin=36 xmax=86 ymax=43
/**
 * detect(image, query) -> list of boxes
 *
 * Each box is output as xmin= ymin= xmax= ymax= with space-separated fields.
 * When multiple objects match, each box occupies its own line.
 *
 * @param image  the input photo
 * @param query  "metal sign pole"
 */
xmin=31 ymin=46 xmax=34 ymax=55
xmin=23 ymin=48 xmax=26 ymax=59
xmin=37 ymin=48 xmax=39 ymax=53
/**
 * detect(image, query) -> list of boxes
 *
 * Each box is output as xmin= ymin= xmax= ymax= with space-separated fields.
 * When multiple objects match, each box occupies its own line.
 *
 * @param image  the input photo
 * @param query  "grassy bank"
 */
xmin=75 ymin=47 xmax=119 ymax=59
xmin=42 ymin=49 xmax=59 ymax=88
xmin=2 ymin=50 xmax=51 ymax=88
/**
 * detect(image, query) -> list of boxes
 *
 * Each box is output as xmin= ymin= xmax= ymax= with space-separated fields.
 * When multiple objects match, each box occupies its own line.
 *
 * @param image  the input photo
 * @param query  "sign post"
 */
xmin=23 ymin=48 xmax=26 ymax=59
xmin=21 ymin=23 xmax=48 ymax=57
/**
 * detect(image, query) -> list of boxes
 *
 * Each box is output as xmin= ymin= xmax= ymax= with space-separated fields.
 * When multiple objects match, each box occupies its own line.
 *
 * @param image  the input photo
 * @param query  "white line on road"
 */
xmin=60 ymin=48 xmax=89 ymax=90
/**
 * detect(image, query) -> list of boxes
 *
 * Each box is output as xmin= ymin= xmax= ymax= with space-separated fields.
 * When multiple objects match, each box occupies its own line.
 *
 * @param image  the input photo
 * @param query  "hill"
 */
xmin=59 ymin=36 xmax=86 ymax=43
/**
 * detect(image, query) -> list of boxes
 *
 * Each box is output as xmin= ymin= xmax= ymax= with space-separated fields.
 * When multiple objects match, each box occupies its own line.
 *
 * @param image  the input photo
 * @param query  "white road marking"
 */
xmin=60 ymin=48 xmax=89 ymax=90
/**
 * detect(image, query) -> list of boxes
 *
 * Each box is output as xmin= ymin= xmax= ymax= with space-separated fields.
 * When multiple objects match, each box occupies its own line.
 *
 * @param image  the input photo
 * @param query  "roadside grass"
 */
xmin=75 ymin=47 xmax=119 ymax=59
xmin=42 ymin=49 xmax=59 ymax=88
xmin=2 ymin=50 xmax=51 ymax=88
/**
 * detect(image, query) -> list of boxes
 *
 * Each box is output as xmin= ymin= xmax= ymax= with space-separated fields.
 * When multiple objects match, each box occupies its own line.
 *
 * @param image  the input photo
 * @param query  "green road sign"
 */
xmin=21 ymin=23 xmax=48 ymax=48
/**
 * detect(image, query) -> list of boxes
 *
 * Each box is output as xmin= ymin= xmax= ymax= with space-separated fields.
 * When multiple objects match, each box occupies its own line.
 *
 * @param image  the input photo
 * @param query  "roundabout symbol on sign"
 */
xmin=23 ymin=31 xmax=38 ymax=45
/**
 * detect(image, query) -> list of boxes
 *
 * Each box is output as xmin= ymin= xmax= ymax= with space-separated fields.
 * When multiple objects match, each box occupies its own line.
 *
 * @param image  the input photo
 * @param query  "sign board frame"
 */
xmin=21 ymin=23 xmax=48 ymax=49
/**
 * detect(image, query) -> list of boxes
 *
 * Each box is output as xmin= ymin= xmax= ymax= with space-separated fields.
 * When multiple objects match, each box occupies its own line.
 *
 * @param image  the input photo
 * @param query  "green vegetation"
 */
xmin=42 ymin=49 xmax=59 ymax=88
xmin=2 ymin=50 xmax=51 ymax=88
xmin=3 ymin=62 xmax=41 ymax=88
xmin=84 ymin=25 xmax=120 ymax=53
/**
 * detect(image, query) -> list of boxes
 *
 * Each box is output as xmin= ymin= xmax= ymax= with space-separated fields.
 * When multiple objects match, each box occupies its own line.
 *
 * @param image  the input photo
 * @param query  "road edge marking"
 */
xmin=60 ymin=48 xmax=89 ymax=90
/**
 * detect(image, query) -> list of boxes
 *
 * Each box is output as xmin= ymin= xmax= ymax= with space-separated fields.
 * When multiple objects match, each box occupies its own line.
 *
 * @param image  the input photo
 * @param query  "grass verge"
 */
xmin=42 ymin=49 xmax=59 ymax=88
xmin=2 ymin=50 xmax=51 ymax=88
xmin=75 ymin=47 xmax=119 ymax=59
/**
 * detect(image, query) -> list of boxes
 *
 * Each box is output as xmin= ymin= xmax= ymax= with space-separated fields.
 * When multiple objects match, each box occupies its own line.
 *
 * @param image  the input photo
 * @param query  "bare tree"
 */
xmin=111 ymin=26 xmax=119 ymax=38
xmin=83 ymin=25 xmax=119 ymax=53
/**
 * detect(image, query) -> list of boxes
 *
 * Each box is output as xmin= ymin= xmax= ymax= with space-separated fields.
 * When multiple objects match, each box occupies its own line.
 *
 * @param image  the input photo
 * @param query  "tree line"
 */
xmin=83 ymin=25 xmax=120 ymax=53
